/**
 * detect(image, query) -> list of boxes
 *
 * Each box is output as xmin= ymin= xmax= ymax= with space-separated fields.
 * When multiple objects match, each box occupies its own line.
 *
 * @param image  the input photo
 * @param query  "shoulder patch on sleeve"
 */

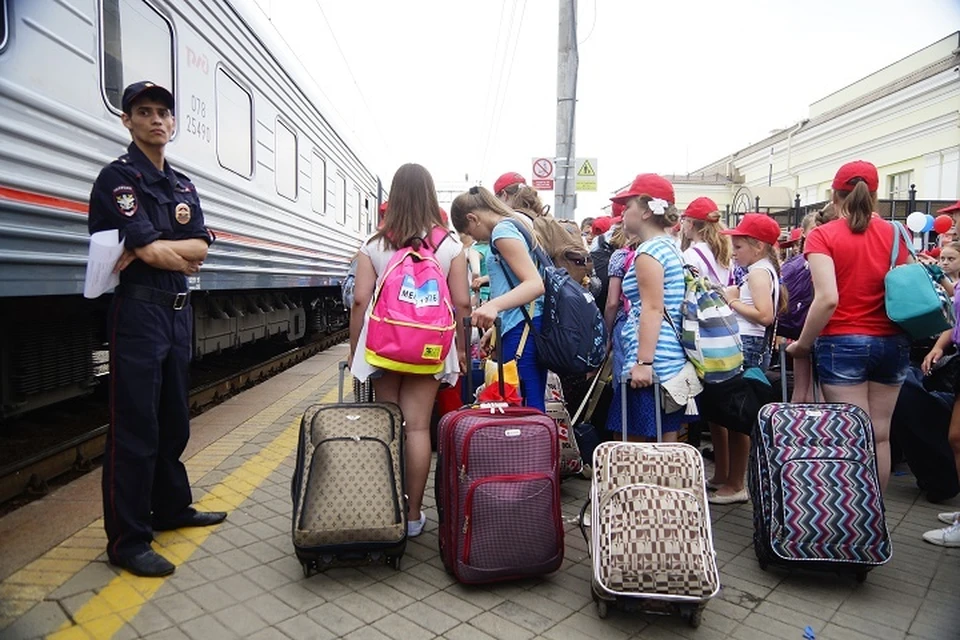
xmin=113 ymin=185 xmax=138 ymax=217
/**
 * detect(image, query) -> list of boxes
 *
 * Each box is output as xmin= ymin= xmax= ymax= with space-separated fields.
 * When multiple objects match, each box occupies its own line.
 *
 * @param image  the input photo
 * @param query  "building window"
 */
xmin=275 ymin=120 xmax=297 ymax=200
xmin=888 ymin=171 xmax=913 ymax=200
xmin=215 ymin=68 xmax=252 ymax=178
xmin=311 ymin=152 xmax=326 ymax=214
xmin=101 ymin=0 xmax=173 ymax=113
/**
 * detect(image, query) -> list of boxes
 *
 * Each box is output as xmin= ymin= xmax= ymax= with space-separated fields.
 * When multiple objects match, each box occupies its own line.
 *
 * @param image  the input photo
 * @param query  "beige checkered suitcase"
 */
xmin=582 ymin=381 xmax=719 ymax=626
xmin=290 ymin=362 xmax=406 ymax=575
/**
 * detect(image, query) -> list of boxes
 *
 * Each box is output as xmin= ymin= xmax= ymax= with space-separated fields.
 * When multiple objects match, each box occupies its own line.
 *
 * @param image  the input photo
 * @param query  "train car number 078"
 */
xmin=185 ymin=95 xmax=211 ymax=143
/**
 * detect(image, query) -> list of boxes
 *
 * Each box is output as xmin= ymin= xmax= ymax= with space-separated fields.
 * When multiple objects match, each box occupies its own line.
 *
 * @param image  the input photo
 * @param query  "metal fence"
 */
xmin=723 ymin=185 xmax=957 ymax=232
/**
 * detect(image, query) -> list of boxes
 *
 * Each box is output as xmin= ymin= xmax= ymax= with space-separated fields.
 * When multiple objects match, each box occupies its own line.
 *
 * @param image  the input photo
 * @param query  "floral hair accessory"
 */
xmin=649 ymin=198 xmax=668 ymax=215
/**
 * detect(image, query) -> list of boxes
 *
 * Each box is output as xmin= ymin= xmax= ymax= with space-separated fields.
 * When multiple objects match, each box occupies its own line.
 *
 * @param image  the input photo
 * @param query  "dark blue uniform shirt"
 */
xmin=88 ymin=143 xmax=214 ymax=292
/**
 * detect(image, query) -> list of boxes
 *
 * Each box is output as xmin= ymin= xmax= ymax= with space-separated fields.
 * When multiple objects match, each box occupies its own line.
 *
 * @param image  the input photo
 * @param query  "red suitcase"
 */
xmin=435 ymin=319 xmax=564 ymax=584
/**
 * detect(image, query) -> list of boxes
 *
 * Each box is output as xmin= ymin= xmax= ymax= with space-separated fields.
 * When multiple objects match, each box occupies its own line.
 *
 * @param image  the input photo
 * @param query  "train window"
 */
xmin=311 ymin=152 xmax=326 ymax=214
xmin=275 ymin=120 xmax=297 ymax=200
xmin=101 ymin=0 xmax=174 ymax=113
xmin=356 ymin=191 xmax=364 ymax=233
xmin=0 ymin=0 xmax=8 ymax=51
xmin=215 ymin=68 xmax=253 ymax=178
xmin=337 ymin=174 xmax=346 ymax=225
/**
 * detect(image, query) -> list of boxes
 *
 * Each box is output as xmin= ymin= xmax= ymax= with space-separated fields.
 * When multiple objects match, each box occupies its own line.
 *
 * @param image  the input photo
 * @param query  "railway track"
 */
xmin=0 ymin=329 xmax=348 ymax=510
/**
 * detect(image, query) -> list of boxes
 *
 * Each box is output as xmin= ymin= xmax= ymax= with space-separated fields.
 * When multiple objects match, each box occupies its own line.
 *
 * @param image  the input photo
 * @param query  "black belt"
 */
xmin=116 ymin=284 xmax=190 ymax=310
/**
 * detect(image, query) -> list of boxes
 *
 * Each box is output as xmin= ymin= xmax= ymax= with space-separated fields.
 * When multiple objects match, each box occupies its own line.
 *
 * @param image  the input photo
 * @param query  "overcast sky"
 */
xmin=243 ymin=0 xmax=960 ymax=220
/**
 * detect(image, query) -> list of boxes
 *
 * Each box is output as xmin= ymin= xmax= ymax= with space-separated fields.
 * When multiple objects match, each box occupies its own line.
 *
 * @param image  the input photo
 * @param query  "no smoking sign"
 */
xmin=531 ymin=157 xmax=555 ymax=190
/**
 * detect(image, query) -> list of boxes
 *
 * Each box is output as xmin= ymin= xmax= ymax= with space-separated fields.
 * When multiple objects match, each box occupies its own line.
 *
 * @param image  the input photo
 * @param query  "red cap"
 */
xmin=832 ymin=160 xmax=879 ymax=193
xmin=928 ymin=247 xmax=942 ymax=259
xmin=722 ymin=213 xmax=781 ymax=246
xmin=937 ymin=201 xmax=960 ymax=215
xmin=439 ymin=207 xmax=449 ymax=225
xmin=379 ymin=201 xmax=389 ymax=214
xmin=611 ymin=189 xmax=628 ymax=217
xmin=591 ymin=216 xmax=613 ymax=236
xmin=779 ymin=227 xmax=804 ymax=247
xmin=683 ymin=197 xmax=721 ymax=222
xmin=611 ymin=216 xmax=623 ymax=226
xmin=493 ymin=172 xmax=526 ymax=194
xmin=610 ymin=174 xmax=675 ymax=205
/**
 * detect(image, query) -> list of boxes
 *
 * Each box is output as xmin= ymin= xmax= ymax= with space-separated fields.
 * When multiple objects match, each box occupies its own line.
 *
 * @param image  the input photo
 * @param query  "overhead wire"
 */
xmin=477 ymin=0 xmax=510 ymax=177
xmin=578 ymin=0 xmax=596 ymax=45
xmin=309 ymin=0 xmax=393 ymax=160
xmin=478 ymin=0 xmax=525 ymax=181
xmin=483 ymin=0 xmax=528 ymax=179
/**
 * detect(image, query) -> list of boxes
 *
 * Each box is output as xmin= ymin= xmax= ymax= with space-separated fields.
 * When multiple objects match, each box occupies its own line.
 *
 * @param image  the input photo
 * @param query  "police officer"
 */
xmin=88 ymin=81 xmax=226 ymax=577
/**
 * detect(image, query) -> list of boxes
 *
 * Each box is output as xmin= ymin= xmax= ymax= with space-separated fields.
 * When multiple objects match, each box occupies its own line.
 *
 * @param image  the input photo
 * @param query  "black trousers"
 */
xmin=103 ymin=296 xmax=193 ymax=561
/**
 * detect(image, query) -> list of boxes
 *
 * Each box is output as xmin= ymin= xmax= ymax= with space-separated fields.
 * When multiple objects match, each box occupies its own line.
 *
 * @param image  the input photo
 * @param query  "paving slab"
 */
xmin=3 ymin=344 xmax=960 ymax=639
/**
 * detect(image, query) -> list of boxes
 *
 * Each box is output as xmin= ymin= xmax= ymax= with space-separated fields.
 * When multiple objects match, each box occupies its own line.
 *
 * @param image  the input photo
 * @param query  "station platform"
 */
xmin=0 ymin=344 xmax=957 ymax=640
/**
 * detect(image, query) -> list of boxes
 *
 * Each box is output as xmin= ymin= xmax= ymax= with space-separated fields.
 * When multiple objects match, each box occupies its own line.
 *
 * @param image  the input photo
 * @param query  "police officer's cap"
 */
xmin=121 ymin=81 xmax=175 ymax=114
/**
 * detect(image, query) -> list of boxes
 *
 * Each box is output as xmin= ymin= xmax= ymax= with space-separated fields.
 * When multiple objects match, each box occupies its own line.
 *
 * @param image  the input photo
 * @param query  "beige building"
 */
xmin=672 ymin=32 xmax=959 ymax=221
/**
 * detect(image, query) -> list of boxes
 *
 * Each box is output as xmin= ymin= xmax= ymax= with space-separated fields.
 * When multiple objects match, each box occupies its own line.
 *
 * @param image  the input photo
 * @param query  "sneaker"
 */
xmin=922 ymin=520 xmax=960 ymax=547
xmin=937 ymin=512 xmax=960 ymax=525
xmin=406 ymin=511 xmax=426 ymax=538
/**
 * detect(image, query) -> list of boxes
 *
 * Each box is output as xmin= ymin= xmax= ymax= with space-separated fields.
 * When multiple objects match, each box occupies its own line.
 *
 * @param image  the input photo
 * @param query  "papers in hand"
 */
xmin=83 ymin=230 xmax=125 ymax=299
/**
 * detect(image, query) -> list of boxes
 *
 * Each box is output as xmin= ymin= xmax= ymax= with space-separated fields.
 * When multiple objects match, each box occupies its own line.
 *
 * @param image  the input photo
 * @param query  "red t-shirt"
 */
xmin=804 ymin=216 xmax=910 ymax=336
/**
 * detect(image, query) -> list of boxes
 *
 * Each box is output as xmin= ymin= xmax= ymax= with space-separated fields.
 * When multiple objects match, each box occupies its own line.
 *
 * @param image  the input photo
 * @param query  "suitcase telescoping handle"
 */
xmin=461 ymin=317 xmax=472 ymax=405
xmin=494 ymin=317 xmax=505 ymax=400
xmin=338 ymin=360 xmax=349 ymax=403
xmin=460 ymin=317 xmax=506 ymax=404
xmin=778 ymin=342 xmax=788 ymax=403
xmin=620 ymin=373 xmax=662 ymax=443
xmin=778 ymin=341 xmax=821 ymax=403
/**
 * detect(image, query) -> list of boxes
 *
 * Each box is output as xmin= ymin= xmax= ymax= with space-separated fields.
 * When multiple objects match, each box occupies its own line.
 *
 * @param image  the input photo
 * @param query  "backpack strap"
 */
xmin=890 ymin=221 xmax=915 ymax=269
xmin=490 ymin=218 xmax=546 ymax=337
xmin=490 ymin=217 xmax=554 ymax=268
xmin=691 ymin=246 xmax=722 ymax=284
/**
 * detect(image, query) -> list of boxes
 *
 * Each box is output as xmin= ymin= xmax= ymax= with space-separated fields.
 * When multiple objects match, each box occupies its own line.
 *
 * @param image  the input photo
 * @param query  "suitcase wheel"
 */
xmin=855 ymin=570 xmax=868 ymax=584
xmin=684 ymin=606 xmax=703 ymax=628
xmin=596 ymin=600 xmax=608 ymax=619
xmin=387 ymin=555 xmax=402 ymax=571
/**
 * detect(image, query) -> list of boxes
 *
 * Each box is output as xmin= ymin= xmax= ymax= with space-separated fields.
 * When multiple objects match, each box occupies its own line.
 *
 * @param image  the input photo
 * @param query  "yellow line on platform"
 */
xmin=46 ymin=383 xmax=340 ymax=640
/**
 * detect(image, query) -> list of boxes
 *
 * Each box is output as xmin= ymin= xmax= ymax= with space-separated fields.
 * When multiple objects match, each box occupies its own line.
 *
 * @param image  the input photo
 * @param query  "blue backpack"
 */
xmin=493 ymin=219 xmax=606 ymax=376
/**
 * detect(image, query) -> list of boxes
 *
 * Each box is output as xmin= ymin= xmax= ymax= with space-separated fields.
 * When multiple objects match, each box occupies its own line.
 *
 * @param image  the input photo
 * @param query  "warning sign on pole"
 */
xmin=531 ymin=157 xmax=555 ymax=191
xmin=575 ymin=157 xmax=598 ymax=192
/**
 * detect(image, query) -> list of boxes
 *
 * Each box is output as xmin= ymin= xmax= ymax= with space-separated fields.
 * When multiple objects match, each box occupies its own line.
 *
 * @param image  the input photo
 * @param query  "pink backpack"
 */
xmin=365 ymin=227 xmax=456 ymax=374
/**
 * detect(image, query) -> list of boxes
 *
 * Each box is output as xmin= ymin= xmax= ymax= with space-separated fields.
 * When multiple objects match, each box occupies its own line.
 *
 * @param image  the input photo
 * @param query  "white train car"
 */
xmin=0 ymin=0 xmax=381 ymax=417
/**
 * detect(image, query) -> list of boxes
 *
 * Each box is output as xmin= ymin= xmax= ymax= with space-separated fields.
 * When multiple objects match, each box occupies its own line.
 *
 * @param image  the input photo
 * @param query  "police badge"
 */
xmin=175 ymin=203 xmax=191 ymax=224
xmin=113 ymin=185 xmax=137 ymax=217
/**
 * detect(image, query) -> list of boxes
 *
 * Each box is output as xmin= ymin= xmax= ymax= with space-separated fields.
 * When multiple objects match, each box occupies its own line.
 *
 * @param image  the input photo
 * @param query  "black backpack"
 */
xmin=493 ymin=219 xmax=606 ymax=376
xmin=590 ymin=233 xmax=615 ymax=311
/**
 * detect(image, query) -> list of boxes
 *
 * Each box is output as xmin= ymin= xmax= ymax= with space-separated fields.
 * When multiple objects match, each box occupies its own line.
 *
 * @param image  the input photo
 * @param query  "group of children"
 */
xmin=347 ymin=160 xmax=960 ymax=547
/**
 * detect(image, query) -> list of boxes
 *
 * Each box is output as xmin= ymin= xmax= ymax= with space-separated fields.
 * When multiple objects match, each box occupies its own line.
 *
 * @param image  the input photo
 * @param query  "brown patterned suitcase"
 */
xmin=582 ymin=381 xmax=719 ymax=626
xmin=290 ymin=362 xmax=405 ymax=575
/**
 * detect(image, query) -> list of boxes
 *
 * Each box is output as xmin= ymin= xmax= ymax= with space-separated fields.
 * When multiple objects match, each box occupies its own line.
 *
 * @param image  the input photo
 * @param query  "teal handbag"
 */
xmin=884 ymin=221 xmax=954 ymax=339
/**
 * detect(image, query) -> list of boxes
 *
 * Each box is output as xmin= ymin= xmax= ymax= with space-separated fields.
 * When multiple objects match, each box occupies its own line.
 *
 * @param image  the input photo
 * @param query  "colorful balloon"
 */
xmin=934 ymin=214 xmax=953 ymax=234
xmin=923 ymin=214 xmax=935 ymax=233
xmin=906 ymin=211 xmax=927 ymax=233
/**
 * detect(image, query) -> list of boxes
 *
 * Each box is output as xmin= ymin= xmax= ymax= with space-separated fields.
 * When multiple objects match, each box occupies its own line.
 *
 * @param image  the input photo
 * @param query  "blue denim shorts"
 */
xmin=814 ymin=334 xmax=910 ymax=386
xmin=741 ymin=335 xmax=771 ymax=370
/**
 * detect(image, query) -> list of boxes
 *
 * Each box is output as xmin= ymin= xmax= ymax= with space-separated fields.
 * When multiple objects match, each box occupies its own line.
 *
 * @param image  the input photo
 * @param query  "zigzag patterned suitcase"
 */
xmin=290 ymin=362 xmax=406 ymax=575
xmin=748 ymin=402 xmax=892 ymax=581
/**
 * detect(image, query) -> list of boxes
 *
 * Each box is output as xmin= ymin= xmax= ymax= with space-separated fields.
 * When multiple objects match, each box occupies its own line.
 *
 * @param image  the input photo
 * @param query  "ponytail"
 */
xmin=693 ymin=220 xmax=733 ymax=268
xmin=835 ymin=181 xmax=876 ymax=234
xmin=762 ymin=243 xmax=789 ymax=315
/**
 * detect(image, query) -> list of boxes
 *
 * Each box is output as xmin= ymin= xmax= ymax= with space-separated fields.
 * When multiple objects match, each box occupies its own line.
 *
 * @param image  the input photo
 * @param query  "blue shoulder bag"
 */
xmin=884 ymin=221 xmax=954 ymax=339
